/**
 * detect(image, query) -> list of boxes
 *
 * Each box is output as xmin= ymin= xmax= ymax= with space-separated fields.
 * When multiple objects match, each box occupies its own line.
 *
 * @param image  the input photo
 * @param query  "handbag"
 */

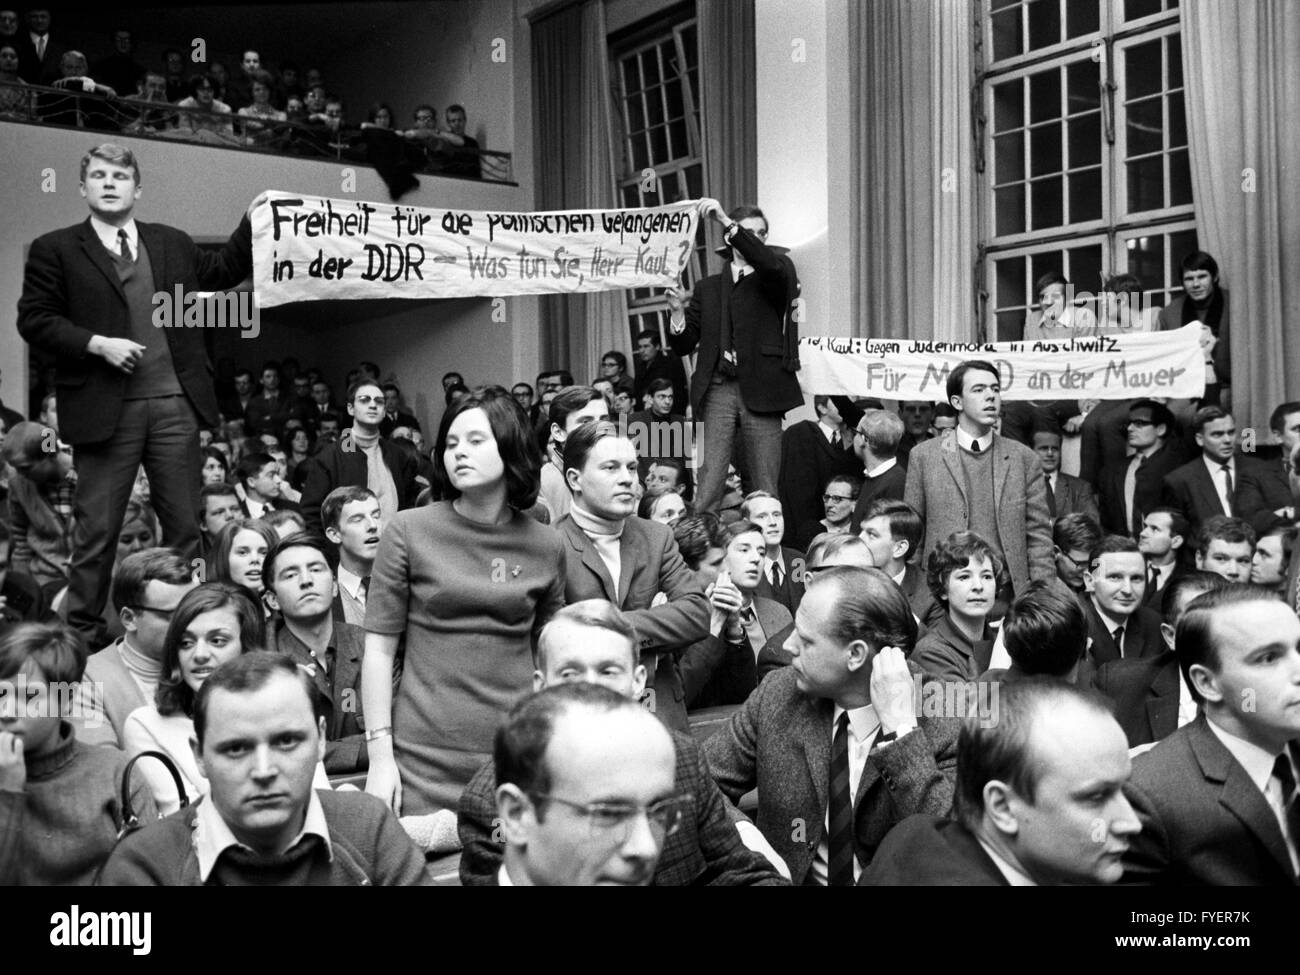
xmin=117 ymin=749 xmax=190 ymax=834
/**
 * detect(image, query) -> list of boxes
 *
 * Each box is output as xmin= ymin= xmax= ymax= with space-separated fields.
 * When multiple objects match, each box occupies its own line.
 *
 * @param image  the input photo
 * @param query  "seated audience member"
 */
xmin=1193 ymin=514 xmax=1256 ymax=583
xmin=643 ymin=458 xmax=688 ymax=502
xmin=198 ymin=483 xmax=241 ymax=560
xmin=1157 ymin=250 xmax=1230 ymax=410
xmin=0 ymin=621 xmax=157 ymax=884
xmin=0 ymin=42 xmax=28 ymax=120
xmin=305 ymin=379 xmax=338 ymax=427
xmin=1093 ymin=571 xmax=1227 ymax=748
xmin=856 ymin=498 xmax=938 ymax=628
xmin=321 ymin=486 xmax=382 ymax=627
xmin=555 ymin=421 xmax=708 ymax=735
xmin=1122 ymin=584 xmax=1299 ymax=884
xmin=510 ymin=383 xmax=534 ymax=413
xmin=264 ymin=534 xmax=366 ymax=775
xmin=863 ymin=680 xmax=1139 ymax=886
xmin=262 ymin=508 xmax=307 ymax=540
xmin=285 ymin=427 xmax=314 ymax=485
xmin=931 ymin=402 xmax=958 ymax=440
xmin=641 ymin=489 xmax=687 ymax=528
xmin=99 ymin=652 xmax=428 ymax=886
xmin=201 ymin=445 xmax=230 ymax=486
xmin=458 ymin=601 xmax=786 ymax=886
xmin=1161 ymin=406 xmax=1247 ymax=532
xmin=673 ymin=514 xmax=724 ymax=589
xmin=174 ymin=73 xmax=234 ymax=139
xmin=981 ymin=581 xmax=1088 ymax=684
xmin=537 ymin=386 xmax=609 ymax=522
xmin=707 ymin=566 xmax=957 ymax=884
xmin=429 ymin=103 xmax=481 ymax=178
xmin=1082 ymin=535 xmax=1164 ymax=665
xmin=364 ymin=101 xmax=394 ymax=129
xmin=235 ymin=69 xmax=285 ymax=145
xmin=207 ymin=520 xmax=278 ymax=605
xmin=42 ymin=49 xmax=118 ymax=130
xmin=120 ymin=69 xmax=173 ymax=134
xmin=441 ymin=370 xmax=466 ymax=393
xmin=73 ymin=549 xmax=196 ymax=748
xmin=0 ymin=522 xmax=51 ymax=627
xmin=122 ymin=582 xmax=274 ymax=814
xmin=1251 ymin=524 xmax=1293 ymax=594
xmin=487 ymin=682 xmax=679 ymax=886
xmin=597 ymin=350 xmax=629 ymax=389
xmin=680 ymin=520 xmax=791 ymax=709
xmin=244 ymin=363 xmax=305 ymax=440
xmin=314 ymin=412 xmax=342 ymax=447
xmin=1033 ymin=427 xmax=1097 ymax=522
xmin=999 ymin=400 xmax=1073 ymax=450
xmin=849 ymin=409 xmax=907 ymax=533
xmin=298 ymin=379 xmax=420 ymax=534
xmin=1099 ymin=272 xmax=1158 ymax=333
xmin=0 ymin=421 xmax=74 ymax=598
xmin=633 ymin=328 xmax=688 ymax=415
xmin=1051 ymin=512 xmax=1101 ymax=597
xmin=1098 ymin=399 xmax=1185 ymax=537
xmin=755 ymin=533 xmax=875 ymax=679
xmin=234 ymin=452 xmax=298 ymax=519
xmin=778 ymin=395 xmax=858 ymax=533
xmin=745 ymin=491 xmax=804 ymax=615
xmin=592 ymin=378 xmax=615 ymax=409
xmin=378 ymin=383 xmax=418 ymax=438
xmin=610 ymin=377 xmax=636 ymax=416
xmin=1024 ymin=270 xmax=1097 ymax=339
xmin=913 ymin=532 xmax=1001 ymax=682
xmin=1137 ymin=507 xmax=1189 ymax=611
xmin=794 ymin=474 xmax=859 ymax=549
xmin=1236 ymin=401 xmax=1300 ymax=535
xmin=896 ymin=400 xmax=935 ymax=467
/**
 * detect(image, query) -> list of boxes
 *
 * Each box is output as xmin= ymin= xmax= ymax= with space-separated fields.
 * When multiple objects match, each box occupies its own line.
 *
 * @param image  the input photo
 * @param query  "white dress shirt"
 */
xmin=1202 ymin=455 xmax=1236 ymax=515
xmin=810 ymin=704 xmax=879 ymax=886
xmin=977 ymin=836 xmax=1037 ymax=885
xmin=194 ymin=791 xmax=333 ymax=882
xmin=337 ymin=563 xmax=368 ymax=609
xmin=1206 ymin=720 xmax=1300 ymax=875
xmin=864 ymin=457 xmax=898 ymax=479
xmin=90 ymin=214 xmax=138 ymax=256
xmin=955 ymin=427 xmax=994 ymax=453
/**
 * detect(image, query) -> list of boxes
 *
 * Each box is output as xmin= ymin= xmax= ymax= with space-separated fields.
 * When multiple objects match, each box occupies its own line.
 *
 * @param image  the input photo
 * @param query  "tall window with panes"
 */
xmin=979 ymin=0 xmax=1196 ymax=341
xmin=610 ymin=14 xmax=707 ymax=348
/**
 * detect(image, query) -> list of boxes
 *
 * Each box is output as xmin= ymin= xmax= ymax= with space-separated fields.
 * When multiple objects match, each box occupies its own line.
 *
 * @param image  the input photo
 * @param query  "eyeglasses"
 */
xmin=353 ymin=395 xmax=383 ymax=405
xmin=853 ymin=429 xmax=868 ymax=440
xmin=132 ymin=604 xmax=177 ymax=620
xmin=530 ymin=792 xmax=687 ymax=841
xmin=1126 ymin=419 xmax=1154 ymax=428
xmin=822 ymin=494 xmax=854 ymax=504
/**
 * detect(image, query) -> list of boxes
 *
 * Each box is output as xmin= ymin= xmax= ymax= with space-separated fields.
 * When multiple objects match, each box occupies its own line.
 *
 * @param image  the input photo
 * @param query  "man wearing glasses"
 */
xmin=1098 ymin=399 xmax=1186 ymax=537
xmin=72 ymin=548 xmax=195 ymax=747
xmin=459 ymin=600 xmax=788 ymax=885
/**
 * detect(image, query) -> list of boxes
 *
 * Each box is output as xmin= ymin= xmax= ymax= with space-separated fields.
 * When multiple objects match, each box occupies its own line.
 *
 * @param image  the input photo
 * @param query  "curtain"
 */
xmin=850 ymin=0 xmax=973 ymax=342
xmin=1182 ymin=0 xmax=1300 ymax=431
xmin=530 ymin=0 xmax=627 ymax=382
xmin=699 ymin=0 xmax=757 ymax=272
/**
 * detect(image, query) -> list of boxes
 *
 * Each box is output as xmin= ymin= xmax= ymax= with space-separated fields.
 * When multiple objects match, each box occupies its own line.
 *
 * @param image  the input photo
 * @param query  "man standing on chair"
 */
xmin=666 ymin=199 xmax=801 ymax=515
xmin=17 ymin=143 xmax=256 ymax=643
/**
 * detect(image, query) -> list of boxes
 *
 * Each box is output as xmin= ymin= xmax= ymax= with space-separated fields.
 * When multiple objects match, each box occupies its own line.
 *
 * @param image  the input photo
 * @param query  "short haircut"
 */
xmin=646 ymin=378 xmax=674 ymax=397
xmin=739 ymin=490 xmax=780 ymax=521
xmin=262 ymin=508 xmax=307 ymax=535
xmin=946 ymin=360 xmax=1001 ymax=403
xmin=1087 ymin=534 xmax=1141 ymax=570
xmin=414 ymin=103 xmax=436 ymax=119
xmin=1002 ymin=581 xmax=1086 ymax=677
xmin=381 ymin=382 xmax=400 ymax=395
xmin=727 ymin=204 xmax=766 ymax=225
xmin=80 ymin=142 xmax=140 ymax=184
xmin=554 ymin=370 xmax=575 ymax=386
xmin=345 ymin=378 xmax=383 ymax=404
xmin=926 ymin=531 xmax=1003 ymax=605
xmin=318 ymin=412 xmax=341 ymax=428
xmin=861 ymin=498 xmax=924 ymax=563
xmin=672 ymin=515 xmax=714 ymax=570
xmin=446 ymin=103 xmax=466 ymax=116
xmin=111 ymin=548 xmax=192 ymax=616
xmin=1180 ymin=250 xmax=1219 ymax=279
xmin=1175 ymin=583 xmax=1279 ymax=703
xmin=511 ymin=382 xmax=533 ymax=397
xmin=808 ymin=566 xmax=918 ymax=655
xmin=155 ymin=582 xmax=266 ymax=719
xmin=713 ymin=518 xmax=764 ymax=551
xmin=359 ymin=361 xmax=381 ymax=379
xmin=494 ymin=682 xmax=634 ymax=807
xmin=1034 ymin=270 xmax=1068 ymax=295
xmin=1268 ymin=401 xmax=1300 ymax=436
xmin=1161 ymin=568 xmax=1229 ymax=626
xmin=193 ymin=652 xmax=322 ymax=750
xmin=1195 ymin=515 xmax=1255 ymax=558
xmin=647 ymin=458 xmax=686 ymax=484
xmin=535 ymin=599 xmax=638 ymax=672
xmin=548 ymin=386 xmax=605 ymax=430
xmin=1053 ymin=513 xmax=1102 ymax=554
xmin=560 ymin=419 xmax=624 ymax=489
xmin=635 ymin=329 xmax=662 ymax=348
xmin=235 ymin=451 xmax=276 ymax=488
xmin=805 ymin=532 xmax=869 ymax=568
xmin=1128 ymin=398 xmax=1176 ymax=435
xmin=857 ymin=409 xmax=904 ymax=457
xmin=601 ymin=351 xmax=628 ymax=373
xmin=933 ymin=402 xmax=958 ymax=422
xmin=0 ymin=621 xmax=88 ymax=685
xmin=1191 ymin=405 xmax=1231 ymax=436
xmin=954 ymin=679 xmax=1113 ymax=829
xmin=434 ymin=386 xmax=541 ymax=510
xmin=320 ymin=485 xmax=377 ymax=532
xmin=1102 ymin=272 xmax=1143 ymax=298
xmin=1144 ymin=506 xmax=1189 ymax=544
xmin=611 ymin=376 xmax=635 ymax=400
xmin=262 ymin=531 xmax=335 ymax=591
xmin=825 ymin=474 xmax=862 ymax=499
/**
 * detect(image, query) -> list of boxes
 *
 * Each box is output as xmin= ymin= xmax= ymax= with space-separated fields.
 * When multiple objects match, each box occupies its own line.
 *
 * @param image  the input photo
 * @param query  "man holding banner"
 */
xmin=665 ymin=200 xmax=801 ymax=516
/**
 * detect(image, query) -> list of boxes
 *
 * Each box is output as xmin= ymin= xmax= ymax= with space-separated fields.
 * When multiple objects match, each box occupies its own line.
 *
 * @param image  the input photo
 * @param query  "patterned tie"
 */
xmin=827 ymin=712 xmax=855 ymax=886
xmin=117 ymin=229 xmax=133 ymax=262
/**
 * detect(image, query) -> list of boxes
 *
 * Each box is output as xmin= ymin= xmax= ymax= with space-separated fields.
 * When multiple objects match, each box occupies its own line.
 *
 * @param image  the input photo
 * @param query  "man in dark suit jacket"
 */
xmin=243 ymin=362 xmax=307 ymax=440
xmin=15 ymin=8 xmax=64 ymax=85
xmin=1032 ymin=428 xmax=1098 ymax=522
xmin=666 ymin=199 xmax=801 ymax=514
xmin=458 ymin=602 xmax=786 ymax=885
xmin=1137 ymin=507 xmax=1190 ymax=612
xmin=706 ymin=567 xmax=959 ymax=885
xmin=16 ymin=142 xmax=254 ymax=640
xmin=1161 ymin=406 xmax=1249 ymax=534
xmin=848 ymin=408 xmax=908 ymax=534
xmin=1098 ymin=400 xmax=1187 ymax=536
xmin=1239 ymin=404 xmax=1300 ymax=535
xmin=265 ymin=536 xmax=368 ymax=776
xmin=1082 ymin=536 xmax=1165 ymax=666
xmin=632 ymin=328 xmax=688 ymax=414
xmin=863 ymin=680 xmax=1140 ymax=885
xmin=743 ymin=491 xmax=805 ymax=615
xmin=778 ymin=396 xmax=858 ymax=536
xmin=1122 ymin=589 xmax=1300 ymax=884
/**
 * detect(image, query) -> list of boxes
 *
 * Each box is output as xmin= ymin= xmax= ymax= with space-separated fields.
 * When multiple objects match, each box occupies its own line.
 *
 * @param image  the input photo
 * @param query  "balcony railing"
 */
xmin=0 ymin=78 xmax=513 ymax=185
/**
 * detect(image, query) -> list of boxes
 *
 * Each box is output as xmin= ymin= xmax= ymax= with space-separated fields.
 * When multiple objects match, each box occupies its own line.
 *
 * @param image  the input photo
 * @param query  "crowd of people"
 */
xmin=0 ymin=10 xmax=486 ymax=181
xmin=1 ymin=135 xmax=1297 ymax=887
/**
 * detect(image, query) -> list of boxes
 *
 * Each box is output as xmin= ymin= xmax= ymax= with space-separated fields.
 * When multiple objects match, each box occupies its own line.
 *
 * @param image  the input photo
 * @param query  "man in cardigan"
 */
xmin=97 ymin=652 xmax=430 ymax=885
xmin=666 ymin=198 xmax=801 ymax=514
xmin=17 ymin=143 xmax=256 ymax=643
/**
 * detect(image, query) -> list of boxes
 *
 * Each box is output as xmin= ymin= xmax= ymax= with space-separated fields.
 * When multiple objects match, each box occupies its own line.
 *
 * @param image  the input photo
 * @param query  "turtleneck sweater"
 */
xmin=117 ymin=634 xmax=162 ymax=702
xmin=569 ymin=501 xmax=624 ymax=596
xmin=350 ymin=428 xmax=398 ymax=523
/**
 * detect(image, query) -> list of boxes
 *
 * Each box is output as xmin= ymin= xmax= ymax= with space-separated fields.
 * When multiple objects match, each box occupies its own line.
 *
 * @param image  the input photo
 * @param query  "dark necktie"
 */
xmin=1130 ymin=455 xmax=1149 ymax=536
xmin=1272 ymin=752 xmax=1298 ymax=857
xmin=771 ymin=562 xmax=783 ymax=590
xmin=117 ymin=229 xmax=132 ymax=262
xmin=970 ymin=440 xmax=981 ymax=453
xmin=828 ymin=713 xmax=855 ymax=886
xmin=1148 ymin=564 xmax=1160 ymax=596
xmin=1112 ymin=625 xmax=1126 ymax=656
xmin=359 ymin=576 xmax=370 ymax=600
xmin=1045 ymin=474 xmax=1057 ymax=518
xmin=831 ymin=432 xmax=841 ymax=449
xmin=1222 ymin=463 xmax=1234 ymax=510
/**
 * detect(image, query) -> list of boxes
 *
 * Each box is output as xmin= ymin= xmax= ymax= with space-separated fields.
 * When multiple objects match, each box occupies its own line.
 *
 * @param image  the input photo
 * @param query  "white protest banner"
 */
xmin=797 ymin=325 xmax=1206 ymax=401
xmin=250 ymin=192 xmax=698 ymax=308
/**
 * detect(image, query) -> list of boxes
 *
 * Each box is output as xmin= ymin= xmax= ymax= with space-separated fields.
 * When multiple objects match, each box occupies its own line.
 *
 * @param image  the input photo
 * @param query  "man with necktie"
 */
xmin=1081 ymin=535 xmax=1165 ymax=666
xmin=1098 ymin=400 xmax=1185 ymax=538
xmin=1162 ymin=406 xmax=1255 ymax=534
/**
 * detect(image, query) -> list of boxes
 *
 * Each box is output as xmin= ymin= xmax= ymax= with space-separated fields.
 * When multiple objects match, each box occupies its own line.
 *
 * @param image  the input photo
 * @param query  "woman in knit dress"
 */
xmin=363 ymin=387 xmax=566 ymax=815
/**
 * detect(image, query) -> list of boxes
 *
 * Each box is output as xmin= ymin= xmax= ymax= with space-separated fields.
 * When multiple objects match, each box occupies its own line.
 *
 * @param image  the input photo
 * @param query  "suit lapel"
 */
xmin=615 ymin=521 xmax=643 ymax=606
xmin=78 ymin=221 xmax=128 ymax=304
xmin=1145 ymin=657 xmax=1180 ymax=740
xmin=1193 ymin=462 xmax=1228 ymax=517
xmin=940 ymin=438 xmax=968 ymax=504
xmin=562 ymin=519 xmax=617 ymax=602
xmin=795 ymin=697 xmax=833 ymax=820
xmin=992 ymin=435 xmax=1011 ymax=503
xmin=137 ymin=221 xmax=166 ymax=287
